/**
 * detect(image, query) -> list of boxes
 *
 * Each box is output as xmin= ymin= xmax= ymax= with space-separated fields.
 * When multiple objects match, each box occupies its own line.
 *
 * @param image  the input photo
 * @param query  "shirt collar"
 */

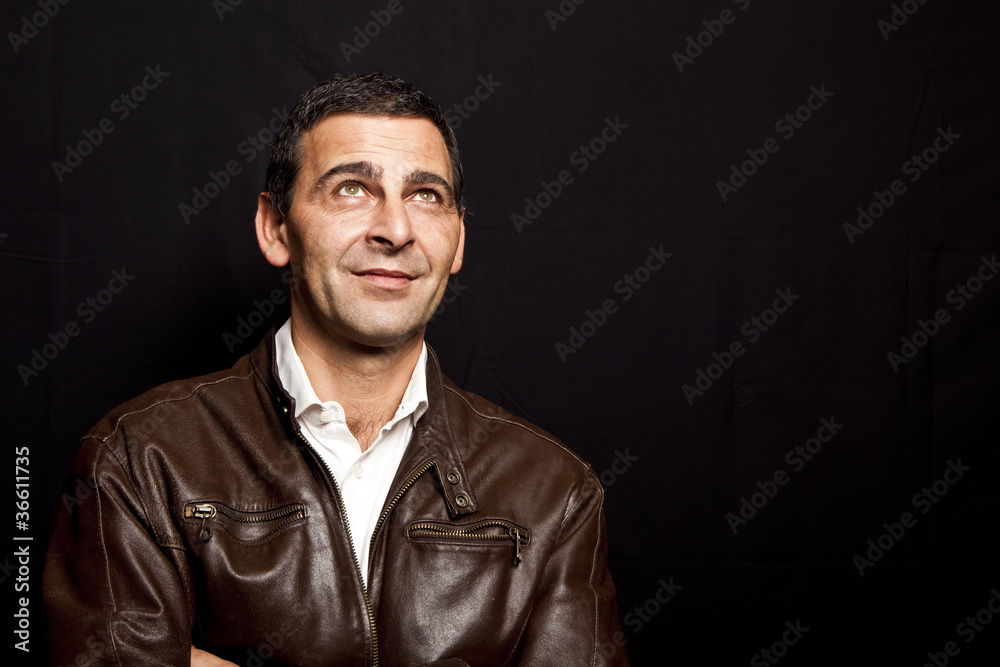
xmin=274 ymin=319 xmax=428 ymax=426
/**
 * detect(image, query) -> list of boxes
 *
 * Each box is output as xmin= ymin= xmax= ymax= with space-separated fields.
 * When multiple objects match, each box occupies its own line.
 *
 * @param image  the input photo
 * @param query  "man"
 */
xmin=44 ymin=73 xmax=628 ymax=666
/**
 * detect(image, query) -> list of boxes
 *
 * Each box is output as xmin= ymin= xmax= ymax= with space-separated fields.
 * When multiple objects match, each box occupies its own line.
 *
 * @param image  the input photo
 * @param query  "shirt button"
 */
xmin=353 ymin=465 xmax=364 ymax=479
xmin=319 ymin=410 xmax=335 ymax=424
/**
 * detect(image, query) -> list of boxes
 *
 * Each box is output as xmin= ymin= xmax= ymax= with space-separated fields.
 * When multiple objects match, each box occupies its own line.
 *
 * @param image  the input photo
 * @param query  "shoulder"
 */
xmin=439 ymin=374 xmax=597 ymax=484
xmin=83 ymin=349 xmax=265 ymax=448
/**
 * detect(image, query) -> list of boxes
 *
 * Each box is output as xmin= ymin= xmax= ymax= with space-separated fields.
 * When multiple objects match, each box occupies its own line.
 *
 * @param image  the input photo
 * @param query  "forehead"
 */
xmin=297 ymin=113 xmax=451 ymax=184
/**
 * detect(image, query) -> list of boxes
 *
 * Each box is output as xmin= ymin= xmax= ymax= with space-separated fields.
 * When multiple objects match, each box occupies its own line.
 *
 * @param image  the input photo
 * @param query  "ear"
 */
xmin=449 ymin=214 xmax=466 ymax=275
xmin=255 ymin=193 xmax=290 ymax=267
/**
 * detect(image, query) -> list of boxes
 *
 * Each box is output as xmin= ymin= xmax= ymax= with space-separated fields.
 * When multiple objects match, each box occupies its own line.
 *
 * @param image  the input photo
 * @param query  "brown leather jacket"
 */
xmin=44 ymin=331 xmax=628 ymax=666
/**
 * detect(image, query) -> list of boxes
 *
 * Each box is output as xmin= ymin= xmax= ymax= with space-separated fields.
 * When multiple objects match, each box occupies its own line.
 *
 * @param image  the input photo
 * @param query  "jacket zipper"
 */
xmin=368 ymin=460 xmax=435 ymax=560
xmin=184 ymin=503 xmax=305 ymax=542
xmin=408 ymin=519 xmax=529 ymax=566
xmin=293 ymin=430 xmax=381 ymax=667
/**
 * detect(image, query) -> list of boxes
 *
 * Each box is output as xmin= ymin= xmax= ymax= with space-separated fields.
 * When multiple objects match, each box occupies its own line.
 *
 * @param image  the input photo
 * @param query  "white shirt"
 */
xmin=274 ymin=319 xmax=427 ymax=587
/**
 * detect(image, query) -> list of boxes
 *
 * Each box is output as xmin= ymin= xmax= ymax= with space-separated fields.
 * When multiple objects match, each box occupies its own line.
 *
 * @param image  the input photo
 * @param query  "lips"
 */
xmin=357 ymin=268 xmax=413 ymax=278
xmin=353 ymin=268 xmax=416 ymax=289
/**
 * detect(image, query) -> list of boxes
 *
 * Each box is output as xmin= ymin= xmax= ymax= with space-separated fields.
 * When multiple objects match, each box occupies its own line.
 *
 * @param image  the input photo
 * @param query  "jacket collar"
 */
xmin=250 ymin=326 xmax=479 ymax=517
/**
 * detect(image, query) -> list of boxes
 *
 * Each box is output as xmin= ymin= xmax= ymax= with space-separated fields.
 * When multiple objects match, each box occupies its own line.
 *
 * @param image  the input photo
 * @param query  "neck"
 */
xmin=289 ymin=315 xmax=423 ymax=452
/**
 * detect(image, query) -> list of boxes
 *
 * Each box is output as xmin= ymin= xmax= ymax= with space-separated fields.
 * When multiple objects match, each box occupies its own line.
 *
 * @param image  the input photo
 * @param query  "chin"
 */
xmin=326 ymin=301 xmax=437 ymax=349
xmin=342 ymin=320 xmax=428 ymax=351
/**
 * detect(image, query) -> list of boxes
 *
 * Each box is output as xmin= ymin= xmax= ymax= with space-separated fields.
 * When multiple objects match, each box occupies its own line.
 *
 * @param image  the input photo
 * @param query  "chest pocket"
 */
xmin=407 ymin=518 xmax=529 ymax=566
xmin=183 ymin=501 xmax=307 ymax=543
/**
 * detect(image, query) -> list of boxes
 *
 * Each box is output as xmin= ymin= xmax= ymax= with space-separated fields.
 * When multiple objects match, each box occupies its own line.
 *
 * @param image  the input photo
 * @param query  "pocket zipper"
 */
xmin=186 ymin=503 xmax=217 ymax=541
xmin=408 ymin=520 xmax=529 ymax=566
xmin=183 ymin=502 xmax=306 ymax=542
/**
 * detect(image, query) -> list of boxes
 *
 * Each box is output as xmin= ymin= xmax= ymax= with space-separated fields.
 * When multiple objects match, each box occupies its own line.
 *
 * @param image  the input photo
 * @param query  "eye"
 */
xmin=415 ymin=190 xmax=438 ymax=202
xmin=337 ymin=183 xmax=364 ymax=196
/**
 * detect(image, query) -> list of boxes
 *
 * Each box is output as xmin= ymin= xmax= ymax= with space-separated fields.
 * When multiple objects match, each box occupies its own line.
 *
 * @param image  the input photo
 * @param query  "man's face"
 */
xmin=257 ymin=113 xmax=465 ymax=349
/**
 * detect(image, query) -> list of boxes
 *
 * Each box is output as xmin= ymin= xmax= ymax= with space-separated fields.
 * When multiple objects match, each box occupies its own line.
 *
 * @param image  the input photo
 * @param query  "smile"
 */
xmin=353 ymin=269 xmax=415 ymax=289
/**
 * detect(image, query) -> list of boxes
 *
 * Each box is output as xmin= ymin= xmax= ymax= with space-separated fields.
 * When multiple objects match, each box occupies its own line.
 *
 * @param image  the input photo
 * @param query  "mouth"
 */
xmin=353 ymin=268 xmax=416 ymax=289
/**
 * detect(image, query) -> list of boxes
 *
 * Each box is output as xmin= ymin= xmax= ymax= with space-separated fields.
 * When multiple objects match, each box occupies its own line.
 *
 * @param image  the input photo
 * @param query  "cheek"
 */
xmin=287 ymin=207 xmax=364 ymax=259
xmin=420 ymin=221 xmax=462 ymax=263
xmin=294 ymin=227 xmax=352 ymax=267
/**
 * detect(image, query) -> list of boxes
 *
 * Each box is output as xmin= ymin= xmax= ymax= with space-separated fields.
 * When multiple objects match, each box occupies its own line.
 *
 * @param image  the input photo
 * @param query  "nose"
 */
xmin=367 ymin=197 xmax=414 ymax=252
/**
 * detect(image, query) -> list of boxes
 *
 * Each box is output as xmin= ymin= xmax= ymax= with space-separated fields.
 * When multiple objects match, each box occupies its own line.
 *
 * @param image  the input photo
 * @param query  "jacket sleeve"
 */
xmin=44 ymin=436 xmax=195 ymax=666
xmin=517 ymin=473 xmax=629 ymax=666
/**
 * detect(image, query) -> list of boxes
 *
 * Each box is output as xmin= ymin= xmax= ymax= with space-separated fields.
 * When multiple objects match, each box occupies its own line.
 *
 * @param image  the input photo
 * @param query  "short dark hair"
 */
xmin=264 ymin=72 xmax=464 ymax=216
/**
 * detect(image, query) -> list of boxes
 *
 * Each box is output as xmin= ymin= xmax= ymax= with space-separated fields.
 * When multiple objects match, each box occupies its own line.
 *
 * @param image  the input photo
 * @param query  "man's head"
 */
xmin=255 ymin=74 xmax=466 ymax=351
xmin=264 ymin=72 xmax=464 ymax=217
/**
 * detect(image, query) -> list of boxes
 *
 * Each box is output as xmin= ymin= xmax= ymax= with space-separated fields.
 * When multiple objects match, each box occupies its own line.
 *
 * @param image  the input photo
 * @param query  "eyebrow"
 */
xmin=405 ymin=170 xmax=457 ymax=209
xmin=309 ymin=161 xmax=383 ymax=200
xmin=309 ymin=161 xmax=457 ymax=209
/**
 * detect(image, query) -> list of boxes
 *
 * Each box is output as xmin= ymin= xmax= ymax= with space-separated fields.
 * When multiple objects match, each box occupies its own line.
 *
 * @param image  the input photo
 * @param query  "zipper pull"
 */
xmin=509 ymin=526 xmax=523 ymax=566
xmin=188 ymin=503 xmax=217 ymax=542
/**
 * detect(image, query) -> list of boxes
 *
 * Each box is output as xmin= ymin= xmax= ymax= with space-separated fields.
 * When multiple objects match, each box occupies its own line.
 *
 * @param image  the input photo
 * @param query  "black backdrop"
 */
xmin=3 ymin=1 xmax=999 ymax=665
